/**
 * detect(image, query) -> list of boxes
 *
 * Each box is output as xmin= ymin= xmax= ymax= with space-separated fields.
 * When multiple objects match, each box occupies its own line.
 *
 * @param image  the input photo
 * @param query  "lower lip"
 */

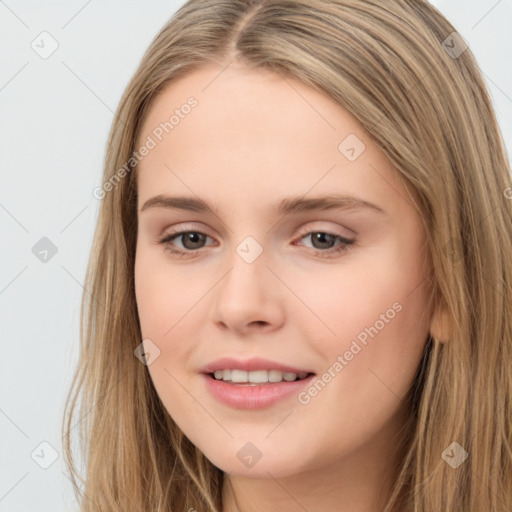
xmin=201 ymin=373 xmax=315 ymax=410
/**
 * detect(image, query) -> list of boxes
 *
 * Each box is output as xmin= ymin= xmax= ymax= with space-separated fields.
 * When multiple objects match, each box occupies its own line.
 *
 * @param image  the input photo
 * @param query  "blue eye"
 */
xmin=158 ymin=229 xmax=355 ymax=259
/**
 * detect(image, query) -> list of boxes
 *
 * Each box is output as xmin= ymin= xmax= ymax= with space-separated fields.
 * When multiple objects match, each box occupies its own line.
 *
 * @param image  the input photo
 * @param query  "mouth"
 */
xmin=202 ymin=370 xmax=316 ymax=409
xmin=200 ymin=357 xmax=316 ymax=408
xmin=206 ymin=369 xmax=315 ymax=386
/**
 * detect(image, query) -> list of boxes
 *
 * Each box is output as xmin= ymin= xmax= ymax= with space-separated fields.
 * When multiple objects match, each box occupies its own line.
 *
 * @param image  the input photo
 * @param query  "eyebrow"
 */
xmin=140 ymin=194 xmax=386 ymax=216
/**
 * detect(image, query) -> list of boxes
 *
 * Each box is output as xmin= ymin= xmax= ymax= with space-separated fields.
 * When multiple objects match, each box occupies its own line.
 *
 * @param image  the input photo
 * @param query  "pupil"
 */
xmin=184 ymin=232 xmax=205 ymax=249
xmin=313 ymin=232 xmax=334 ymax=249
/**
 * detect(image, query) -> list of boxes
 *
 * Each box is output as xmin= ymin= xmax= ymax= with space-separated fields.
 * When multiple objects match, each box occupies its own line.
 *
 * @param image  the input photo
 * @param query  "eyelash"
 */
xmin=157 ymin=226 xmax=355 ymax=259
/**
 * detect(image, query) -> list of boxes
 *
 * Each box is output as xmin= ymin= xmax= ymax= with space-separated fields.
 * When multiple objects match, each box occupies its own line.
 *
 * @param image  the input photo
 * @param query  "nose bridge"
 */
xmin=211 ymin=234 xmax=284 ymax=330
xmin=220 ymin=235 xmax=269 ymax=302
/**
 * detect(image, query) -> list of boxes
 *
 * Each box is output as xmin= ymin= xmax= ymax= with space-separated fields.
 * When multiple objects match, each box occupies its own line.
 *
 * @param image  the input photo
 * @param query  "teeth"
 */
xmin=269 ymin=369 xmax=283 ymax=382
xmin=248 ymin=370 xmax=268 ymax=383
xmin=231 ymin=369 xmax=248 ymax=383
xmin=211 ymin=369 xmax=309 ymax=384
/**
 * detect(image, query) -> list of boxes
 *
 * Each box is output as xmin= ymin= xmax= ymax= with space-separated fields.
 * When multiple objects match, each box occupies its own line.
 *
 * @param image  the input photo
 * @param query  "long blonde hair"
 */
xmin=62 ymin=1 xmax=512 ymax=510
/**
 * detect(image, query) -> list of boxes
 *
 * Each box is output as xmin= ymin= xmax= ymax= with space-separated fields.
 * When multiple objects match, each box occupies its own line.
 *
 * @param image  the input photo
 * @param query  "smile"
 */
xmin=210 ymin=369 xmax=311 ymax=384
xmin=202 ymin=372 xmax=316 ymax=409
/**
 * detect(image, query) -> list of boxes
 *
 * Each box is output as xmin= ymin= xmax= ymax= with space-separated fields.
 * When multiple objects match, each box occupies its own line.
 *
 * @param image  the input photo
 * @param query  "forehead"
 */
xmin=135 ymin=63 xmax=409 ymax=216
xmin=137 ymin=62 xmax=364 ymax=149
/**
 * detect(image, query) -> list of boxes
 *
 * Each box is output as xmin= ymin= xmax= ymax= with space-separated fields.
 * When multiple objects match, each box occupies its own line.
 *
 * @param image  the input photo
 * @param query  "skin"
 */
xmin=134 ymin=61 xmax=447 ymax=512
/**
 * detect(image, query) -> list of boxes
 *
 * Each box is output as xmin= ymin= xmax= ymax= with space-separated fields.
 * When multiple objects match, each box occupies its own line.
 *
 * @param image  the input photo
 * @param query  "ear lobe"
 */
xmin=429 ymin=306 xmax=452 ymax=343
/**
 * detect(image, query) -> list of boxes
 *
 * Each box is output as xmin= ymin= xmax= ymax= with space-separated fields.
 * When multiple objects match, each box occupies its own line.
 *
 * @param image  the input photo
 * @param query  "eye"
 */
xmin=294 ymin=229 xmax=355 ymax=257
xmin=157 ymin=228 xmax=355 ymax=259
xmin=158 ymin=230 xmax=214 ymax=258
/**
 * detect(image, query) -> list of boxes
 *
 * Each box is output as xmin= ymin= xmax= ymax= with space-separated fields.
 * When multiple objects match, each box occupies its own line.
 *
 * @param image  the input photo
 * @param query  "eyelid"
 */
xmin=159 ymin=221 xmax=352 ymax=244
xmin=294 ymin=221 xmax=355 ymax=239
xmin=160 ymin=222 xmax=213 ymax=238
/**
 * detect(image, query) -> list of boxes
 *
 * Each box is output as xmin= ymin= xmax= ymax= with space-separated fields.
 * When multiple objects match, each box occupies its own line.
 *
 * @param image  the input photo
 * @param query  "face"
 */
xmin=134 ymin=62 xmax=434 ymax=478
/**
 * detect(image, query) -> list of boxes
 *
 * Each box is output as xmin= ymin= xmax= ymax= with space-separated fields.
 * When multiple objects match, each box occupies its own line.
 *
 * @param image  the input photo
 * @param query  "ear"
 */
xmin=429 ymin=306 xmax=452 ymax=343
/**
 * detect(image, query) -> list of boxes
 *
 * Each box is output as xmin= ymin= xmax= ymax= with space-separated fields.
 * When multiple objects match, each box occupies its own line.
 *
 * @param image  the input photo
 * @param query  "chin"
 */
xmin=200 ymin=442 xmax=310 ymax=479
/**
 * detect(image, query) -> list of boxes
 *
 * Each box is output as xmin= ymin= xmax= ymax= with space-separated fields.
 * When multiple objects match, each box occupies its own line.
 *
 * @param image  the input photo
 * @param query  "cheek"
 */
xmin=285 ymin=263 xmax=429 ymax=452
xmin=134 ymin=247 xmax=217 ymax=412
xmin=134 ymin=250 xmax=203 ymax=426
xmin=134 ymin=246 xmax=206 ymax=340
xmin=291 ymin=248 xmax=430 ymax=382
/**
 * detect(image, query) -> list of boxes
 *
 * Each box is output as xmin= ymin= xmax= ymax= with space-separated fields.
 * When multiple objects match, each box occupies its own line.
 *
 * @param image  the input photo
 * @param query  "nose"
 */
xmin=210 ymin=250 xmax=285 ymax=335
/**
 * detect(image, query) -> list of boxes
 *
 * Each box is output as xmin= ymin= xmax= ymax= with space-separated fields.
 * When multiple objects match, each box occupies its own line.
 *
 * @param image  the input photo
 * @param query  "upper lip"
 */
xmin=200 ymin=357 xmax=315 ymax=375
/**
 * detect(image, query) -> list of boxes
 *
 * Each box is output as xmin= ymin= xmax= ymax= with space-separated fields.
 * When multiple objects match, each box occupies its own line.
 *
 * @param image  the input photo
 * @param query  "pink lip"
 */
xmin=200 ymin=357 xmax=313 ymax=374
xmin=201 ymin=373 xmax=315 ymax=409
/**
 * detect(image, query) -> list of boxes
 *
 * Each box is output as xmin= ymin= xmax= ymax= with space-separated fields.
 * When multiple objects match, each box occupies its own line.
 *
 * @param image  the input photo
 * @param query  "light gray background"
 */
xmin=1 ymin=1 xmax=511 ymax=510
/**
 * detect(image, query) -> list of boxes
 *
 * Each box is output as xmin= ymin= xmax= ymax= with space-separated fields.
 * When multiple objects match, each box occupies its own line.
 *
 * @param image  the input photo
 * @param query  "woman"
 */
xmin=63 ymin=1 xmax=512 ymax=510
